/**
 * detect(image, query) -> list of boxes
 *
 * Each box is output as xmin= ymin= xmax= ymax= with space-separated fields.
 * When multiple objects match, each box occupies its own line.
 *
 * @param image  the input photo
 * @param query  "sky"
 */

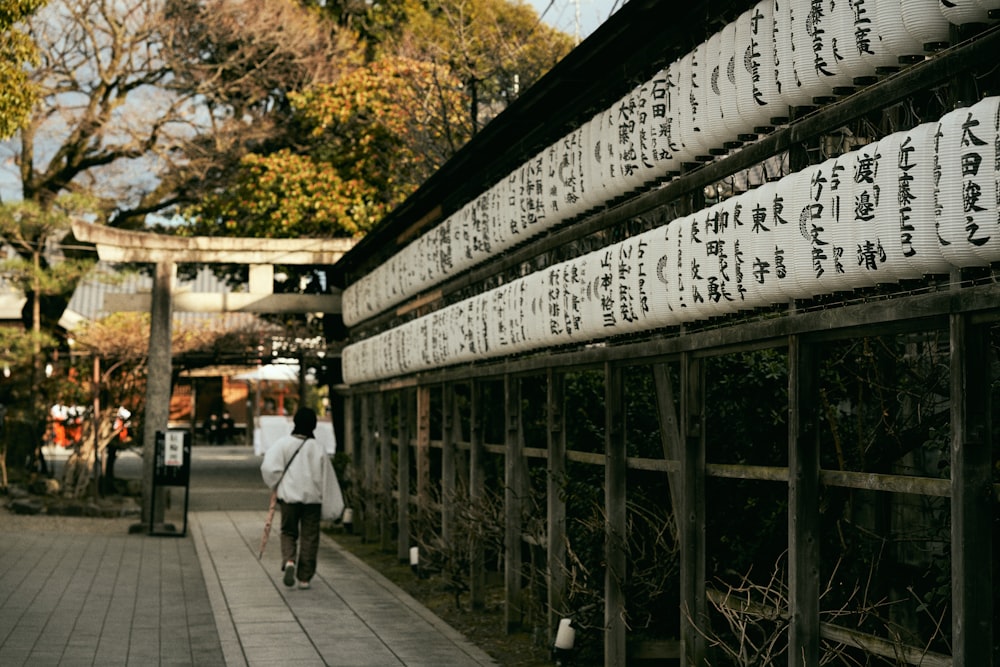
xmin=526 ymin=0 xmax=625 ymax=43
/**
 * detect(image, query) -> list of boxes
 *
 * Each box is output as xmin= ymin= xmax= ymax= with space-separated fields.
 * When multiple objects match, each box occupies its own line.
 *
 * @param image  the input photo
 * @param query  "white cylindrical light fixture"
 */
xmin=554 ymin=618 xmax=576 ymax=650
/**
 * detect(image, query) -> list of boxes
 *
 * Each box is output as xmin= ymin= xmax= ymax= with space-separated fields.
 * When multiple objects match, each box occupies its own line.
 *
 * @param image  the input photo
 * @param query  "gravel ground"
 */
xmin=0 ymin=504 xmax=137 ymax=535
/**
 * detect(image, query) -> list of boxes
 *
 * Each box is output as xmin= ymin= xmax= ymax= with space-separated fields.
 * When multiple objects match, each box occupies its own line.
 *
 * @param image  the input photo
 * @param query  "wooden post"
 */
xmin=344 ymin=390 xmax=356 ymax=470
xmin=416 ymin=385 xmax=431 ymax=527
xmin=504 ymin=374 xmax=524 ymax=632
xmin=469 ymin=380 xmax=486 ymax=610
xmin=361 ymin=394 xmax=377 ymax=542
xmin=546 ymin=368 xmax=567 ymax=640
xmin=679 ymin=353 xmax=706 ymax=665
xmin=652 ymin=363 xmax=683 ymax=526
xmin=140 ymin=260 xmax=175 ymax=530
xmin=788 ymin=335 xmax=820 ymax=666
xmin=442 ymin=383 xmax=456 ymax=543
xmin=378 ymin=392 xmax=392 ymax=552
xmin=397 ymin=389 xmax=412 ymax=562
xmin=605 ymin=362 xmax=627 ymax=666
xmin=950 ymin=314 xmax=993 ymax=665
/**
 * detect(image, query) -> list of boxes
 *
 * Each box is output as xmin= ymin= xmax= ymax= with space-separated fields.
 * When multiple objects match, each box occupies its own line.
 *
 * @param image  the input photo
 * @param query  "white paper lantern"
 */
xmin=746 ymin=180 xmax=788 ymax=306
xmin=833 ymin=0 xmax=881 ymax=85
xmin=877 ymin=0 xmax=927 ymax=65
xmin=646 ymin=66 xmax=682 ymax=180
xmin=647 ymin=222 xmax=680 ymax=328
xmin=727 ymin=191 xmax=755 ymax=310
xmin=901 ymin=0 xmax=952 ymax=51
xmin=871 ymin=131 xmax=924 ymax=282
xmin=790 ymin=0 xmax=839 ymax=102
xmin=471 ymin=192 xmax=493 ymax=268
xmin=843 ymin=146 xmax=888 ymax=288
xmin=961 ymin=97 xmax=1000 ymax=264
xmin=675 ymin=52 xmax=709 ymax=159
xmin=773 ymin=0 xmax=814 ymax=108
xmin=611 ymin=89 xmax=649 ymax=194
xmin=513 ymin=161 xmax=545 ymax=242
xmin=590 ymin=243 xmax=622 ymax=336
xmin=686 ymin=203 xmax=733 ymax=319
xmin=821 ymin=0 xmax=864 ymax=89
xmin=691 ymin=40 xmax=716 ymax=155
xmin=855 ymin=140 xmax=903 ymax=284
xmin=890 ymin=122 xmax=952 ymax=276
xmin=736 ymin=3 xmax=782 ymax=130
xmin=794 ymin=157 xmax=843 ymax=294
xmin=587 ymin=108 xmax=614 ymax=205
xmin=632 ymin=78 xmax=660 ymax=189
xmin=539 ymin=144 xmax=564 ymax=231
xmin=602 ymin=104 xmax=626 ymax=200
xmin=718 ymin=20 xmax=745 ymax=136
xmin=772 ymin=168 xmax=822 ymax=298
xmin=704 ymin=31 xmax=731 ymax=152
xmin=608 ymin=234 xmax=654 ymax=333
xmin=938 ymin=0 xmax=991 ymax=25
xmin=717 ymin=194 xmax=747 ymax=313
xmin=937 ymin=105 xmax=986 ymax=268
xmin=666 ymin=215 xmax=693 ymax=315
xmin=556 ymin=255 xmax=592 ymax=344
xmin=580 ymin=114 xmax=602 ymax=210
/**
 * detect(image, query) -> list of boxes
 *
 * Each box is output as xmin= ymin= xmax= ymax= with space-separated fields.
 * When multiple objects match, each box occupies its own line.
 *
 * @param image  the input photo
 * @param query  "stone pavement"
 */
xmin=0 ymin=509 xmax=498 ymax=667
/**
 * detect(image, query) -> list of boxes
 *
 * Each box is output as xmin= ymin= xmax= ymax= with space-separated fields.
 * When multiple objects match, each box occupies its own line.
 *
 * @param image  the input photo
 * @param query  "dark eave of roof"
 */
xmin=330 ymin=0 xmax=751 ymax=288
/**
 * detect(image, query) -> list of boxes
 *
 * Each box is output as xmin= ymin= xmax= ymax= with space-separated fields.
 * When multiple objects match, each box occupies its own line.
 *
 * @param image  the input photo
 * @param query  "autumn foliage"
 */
xmin=186 ymin=57 xmax=469 ymax=238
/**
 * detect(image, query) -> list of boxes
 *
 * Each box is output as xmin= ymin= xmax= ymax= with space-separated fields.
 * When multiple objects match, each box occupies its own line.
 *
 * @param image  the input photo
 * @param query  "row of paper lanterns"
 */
xmin=342 ymin=0 xmax=999 ymax=328
xmin=342 ymin=95 xmax=1000 ymax=384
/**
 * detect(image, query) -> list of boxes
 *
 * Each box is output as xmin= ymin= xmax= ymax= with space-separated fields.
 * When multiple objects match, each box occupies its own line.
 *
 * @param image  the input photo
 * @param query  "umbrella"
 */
xmin=258 ymin=490 xmax=278 ymax=560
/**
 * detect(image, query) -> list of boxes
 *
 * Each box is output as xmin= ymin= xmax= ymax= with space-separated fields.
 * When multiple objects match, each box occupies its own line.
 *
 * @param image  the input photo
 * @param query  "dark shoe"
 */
xmin=283 ymin=560 xmax=296 ymax=587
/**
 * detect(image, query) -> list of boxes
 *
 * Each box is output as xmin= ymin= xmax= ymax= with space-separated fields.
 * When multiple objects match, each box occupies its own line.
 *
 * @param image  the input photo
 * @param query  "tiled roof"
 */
xmin=61 ymin=263 xmax=262 ymax=331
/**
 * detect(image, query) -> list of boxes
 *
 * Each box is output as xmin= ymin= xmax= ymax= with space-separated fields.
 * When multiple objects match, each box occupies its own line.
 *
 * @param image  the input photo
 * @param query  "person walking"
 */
xmin=260 ymin=407 xmax=343 ymax=589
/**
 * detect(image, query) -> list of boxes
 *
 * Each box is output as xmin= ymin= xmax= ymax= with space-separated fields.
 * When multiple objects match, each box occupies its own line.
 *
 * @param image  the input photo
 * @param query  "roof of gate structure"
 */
xmin=71 ymin=220 xmax=356 ymax=265
xmin=329 ymin=0 xmax=743 ymax=288
xmin=70 ymin=220 xmax=357 ymax=318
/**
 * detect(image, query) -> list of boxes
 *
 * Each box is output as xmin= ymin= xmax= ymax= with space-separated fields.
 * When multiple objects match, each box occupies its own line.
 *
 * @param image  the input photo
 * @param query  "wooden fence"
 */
xmin=335 ymin=9 xmax=1000 ymax=666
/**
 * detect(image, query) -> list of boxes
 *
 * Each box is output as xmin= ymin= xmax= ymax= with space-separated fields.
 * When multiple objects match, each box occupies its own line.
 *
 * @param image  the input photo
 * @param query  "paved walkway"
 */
xmin=0 ymin=510 xmax=498 ymax=667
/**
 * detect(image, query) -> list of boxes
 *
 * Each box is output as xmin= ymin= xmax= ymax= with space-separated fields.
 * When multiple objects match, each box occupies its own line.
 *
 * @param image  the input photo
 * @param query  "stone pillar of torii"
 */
xmin=71 ymin=220 xmax=356 ymax=531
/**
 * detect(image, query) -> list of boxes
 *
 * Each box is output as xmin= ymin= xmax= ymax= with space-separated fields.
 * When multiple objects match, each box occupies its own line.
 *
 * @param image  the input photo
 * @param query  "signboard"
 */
xmin=153 ymin=430 xmax=191 ymax=486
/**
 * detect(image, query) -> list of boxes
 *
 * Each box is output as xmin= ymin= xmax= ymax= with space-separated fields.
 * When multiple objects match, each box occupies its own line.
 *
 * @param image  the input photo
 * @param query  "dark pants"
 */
xmin=279 ymin=501 xmax=321 ymax=582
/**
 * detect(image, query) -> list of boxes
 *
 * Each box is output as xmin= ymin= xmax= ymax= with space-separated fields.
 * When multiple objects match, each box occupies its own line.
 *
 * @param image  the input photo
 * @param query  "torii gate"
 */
xmin=72 ymin=221 xmax=356 ymax=531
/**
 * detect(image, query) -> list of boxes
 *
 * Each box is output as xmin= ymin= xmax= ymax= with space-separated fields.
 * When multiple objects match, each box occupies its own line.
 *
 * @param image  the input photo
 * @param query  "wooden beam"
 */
xmin=416 ymin=386 xmax=431 ymax=521
xmin=546 ymin=368 xmax=567 ymax=642
xmin=441 ymin=384 xmax=456 ymax=544
xmin=469 ymin=380 xmax=486 ymax=610
xmin=395 ymin=289 xmax=444 ymax=318
xmin=397 ymin=389 xmax=412 ymax=563
xmin=788 ymin=335 xmax=820 ymax=666
xmin=105 ymin=292 xmax=341 ymax=314
xmin=652 ymin=363 xmax=682 ymax=525
xmin=950 ymin=314 xmax=994 ymax=664
xmin=504 ymin=374 xmax=525 ymax=632
xmin=604 ymin=362 xmax=627 ymax=666
xmin=361 ymin=394 xmax=377 ymax=541
xmin=679 ymin=353 xmax=706 ymax=665
xmin=377 ymin=393 xmax=392 ymax=552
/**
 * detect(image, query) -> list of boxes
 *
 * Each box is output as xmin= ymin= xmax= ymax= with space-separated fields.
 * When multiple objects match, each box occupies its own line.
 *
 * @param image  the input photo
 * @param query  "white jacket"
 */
xmin=260 ymin=434 xmax=344 ymax=519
